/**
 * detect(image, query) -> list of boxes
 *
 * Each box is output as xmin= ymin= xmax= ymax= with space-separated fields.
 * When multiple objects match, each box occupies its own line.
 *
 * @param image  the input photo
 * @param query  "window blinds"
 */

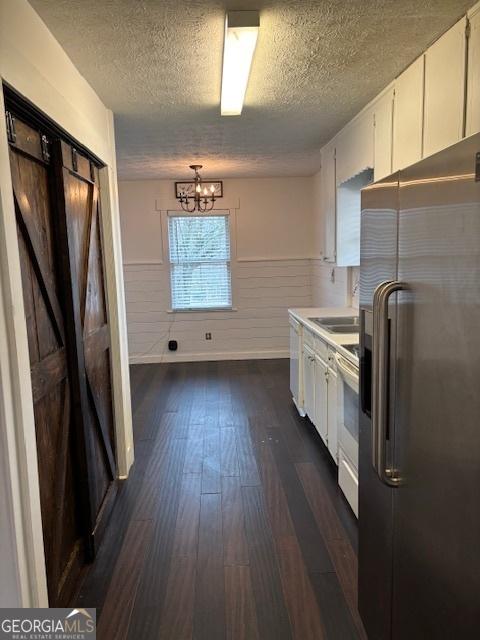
xmin=168 ymin=215 xmax=232 ymax=310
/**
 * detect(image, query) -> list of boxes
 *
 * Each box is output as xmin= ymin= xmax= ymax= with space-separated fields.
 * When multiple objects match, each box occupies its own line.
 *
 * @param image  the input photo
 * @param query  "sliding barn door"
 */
xmin=54 ymin=141 xmax=117 ymax=552
xmin=8 ymin=117 xmax=85 ymax=606
xmin=7 ymin=109 xmax=118 ymax=604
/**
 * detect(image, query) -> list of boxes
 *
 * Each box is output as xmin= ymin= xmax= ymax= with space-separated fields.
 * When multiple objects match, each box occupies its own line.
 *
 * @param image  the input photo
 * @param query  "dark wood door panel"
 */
xmin=56 ymin=144 xmax=117 ymax=550
xmin=8 ymin=107 xmax=118 ymax=604
xmin=8 ymin=117 xmax=84 ymax=606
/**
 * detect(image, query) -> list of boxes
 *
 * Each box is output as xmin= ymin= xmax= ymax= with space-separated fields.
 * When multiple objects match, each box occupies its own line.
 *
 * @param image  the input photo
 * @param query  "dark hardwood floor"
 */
xmin=76 ymin=359 xmax=367 ymax=640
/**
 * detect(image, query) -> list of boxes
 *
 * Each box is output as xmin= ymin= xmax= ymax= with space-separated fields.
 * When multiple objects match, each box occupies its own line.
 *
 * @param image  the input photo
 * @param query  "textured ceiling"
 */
xmin=30 ymin=0 xmax=473 ymax=179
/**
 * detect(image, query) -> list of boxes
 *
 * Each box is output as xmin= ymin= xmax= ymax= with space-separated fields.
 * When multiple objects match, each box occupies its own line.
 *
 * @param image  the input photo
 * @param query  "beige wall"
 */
xmin=0 ymin=0 xmax=132 ymax=606
xmin=120 ymin=177 xmax=314 ymax=263
xmin=119 ymin=177 xmax=315 ymax=361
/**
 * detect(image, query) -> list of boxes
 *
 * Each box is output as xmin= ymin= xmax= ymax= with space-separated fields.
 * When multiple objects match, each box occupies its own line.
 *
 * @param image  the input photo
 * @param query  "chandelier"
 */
xmin=177 ymin=165 xmax=217 ymax=212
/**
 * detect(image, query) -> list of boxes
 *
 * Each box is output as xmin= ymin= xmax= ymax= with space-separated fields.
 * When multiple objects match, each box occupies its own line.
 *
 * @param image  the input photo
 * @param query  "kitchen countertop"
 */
xmin=289 ymin=307 xmax=359 ymax=365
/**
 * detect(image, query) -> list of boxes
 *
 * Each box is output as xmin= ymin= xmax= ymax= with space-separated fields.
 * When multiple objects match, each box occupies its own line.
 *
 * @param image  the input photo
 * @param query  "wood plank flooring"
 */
xmin=76 ymin=359 xmax=366 ymax=640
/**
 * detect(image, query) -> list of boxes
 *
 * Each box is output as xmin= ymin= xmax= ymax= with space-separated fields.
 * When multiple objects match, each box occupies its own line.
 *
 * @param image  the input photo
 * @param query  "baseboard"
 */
xmin=292 ymin=396 xmax=306 ymax=417
xmin=129 ymin=349 xmax=289 ymax=364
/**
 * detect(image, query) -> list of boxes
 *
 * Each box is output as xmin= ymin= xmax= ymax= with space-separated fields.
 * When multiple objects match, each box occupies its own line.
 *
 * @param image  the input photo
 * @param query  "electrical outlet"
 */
xmin=205 ymin=332 xmax=212 ymax=340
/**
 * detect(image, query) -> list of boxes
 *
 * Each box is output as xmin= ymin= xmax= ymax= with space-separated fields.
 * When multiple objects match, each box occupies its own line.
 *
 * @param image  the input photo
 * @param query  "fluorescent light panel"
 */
xmin=221 ymin=11 xmax=259 ymax=116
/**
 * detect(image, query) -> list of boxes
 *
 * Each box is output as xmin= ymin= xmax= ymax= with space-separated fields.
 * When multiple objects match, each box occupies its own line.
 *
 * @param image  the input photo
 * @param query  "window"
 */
xmin=168 ymin=214 xmax=232 ymax=311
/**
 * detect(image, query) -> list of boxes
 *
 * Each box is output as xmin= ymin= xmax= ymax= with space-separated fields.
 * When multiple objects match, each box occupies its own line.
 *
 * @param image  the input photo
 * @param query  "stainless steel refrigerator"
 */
xmin=358 ymin=132 xmax=480 ymax=639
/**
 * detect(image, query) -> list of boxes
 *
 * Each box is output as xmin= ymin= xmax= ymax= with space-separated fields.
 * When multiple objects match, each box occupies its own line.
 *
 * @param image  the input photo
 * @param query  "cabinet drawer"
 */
xmin=303 ymin=328 xmax=315 ymax=349
xmin=314 ymin=335 xmax=328 ymax=361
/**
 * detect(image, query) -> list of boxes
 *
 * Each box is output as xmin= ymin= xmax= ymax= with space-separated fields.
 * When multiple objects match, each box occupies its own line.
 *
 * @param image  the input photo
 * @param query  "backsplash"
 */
xmin=311 ymin=260 xmax=359 ymax=309
xmin=350 ymin=266 xmax=360 ymax=308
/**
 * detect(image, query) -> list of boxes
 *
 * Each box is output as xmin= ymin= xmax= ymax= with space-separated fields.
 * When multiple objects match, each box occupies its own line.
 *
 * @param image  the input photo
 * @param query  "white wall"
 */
xmin=0 ymin=0 xmax=133 ymax=606
xmin=120 ymin=177 xmax=314 ymax=361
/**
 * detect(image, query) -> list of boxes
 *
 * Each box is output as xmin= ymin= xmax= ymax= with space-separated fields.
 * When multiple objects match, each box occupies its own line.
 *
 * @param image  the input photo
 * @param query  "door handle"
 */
xmin=372 ymin=280 xmax=405 ymax=487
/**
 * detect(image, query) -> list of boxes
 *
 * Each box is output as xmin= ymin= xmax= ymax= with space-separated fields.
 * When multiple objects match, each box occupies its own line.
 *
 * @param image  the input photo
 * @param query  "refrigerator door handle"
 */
xmin=372 ymin=280 xmax=405 ymax=487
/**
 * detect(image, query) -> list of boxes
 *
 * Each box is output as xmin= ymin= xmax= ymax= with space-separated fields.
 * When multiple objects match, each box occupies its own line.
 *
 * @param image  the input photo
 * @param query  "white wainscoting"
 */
xmin=125 ymin=258 xmax=313 ymax=363
xmin=311 ymin=259 xmax=350 ymax=307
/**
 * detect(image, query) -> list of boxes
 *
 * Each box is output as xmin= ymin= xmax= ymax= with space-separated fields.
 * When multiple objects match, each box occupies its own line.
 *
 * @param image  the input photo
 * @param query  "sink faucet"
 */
xmin=352 ymin=278 xmax=360 ymax=298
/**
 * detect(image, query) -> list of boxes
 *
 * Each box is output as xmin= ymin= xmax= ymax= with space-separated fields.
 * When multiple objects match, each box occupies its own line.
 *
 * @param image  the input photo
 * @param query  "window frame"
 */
xmin=165 ymin=210 xmax=235 ymax=313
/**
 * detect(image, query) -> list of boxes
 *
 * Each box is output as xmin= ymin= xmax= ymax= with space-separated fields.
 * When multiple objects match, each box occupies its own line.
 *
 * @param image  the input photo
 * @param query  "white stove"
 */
xmin=335 ymin=348 xmax=359 ymax=517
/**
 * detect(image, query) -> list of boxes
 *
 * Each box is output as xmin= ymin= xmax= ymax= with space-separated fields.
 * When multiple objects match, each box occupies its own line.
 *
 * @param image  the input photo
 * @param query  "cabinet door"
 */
xmin=423 ymin=17 xmax=467 ymax=158
xmin=392 ymin=56 xmax=424 ymax=171
xmin=321 ymin=142 xmax=336 ymax=262
xmin=373 ymin=88 xmax=394 ymax=181
xmin=314 ymin=356 xmax=328 ymax=444
xmin=466 ymin=8 xmax=480 ymax=136
xmin=302 ymin=346 xmax=315 ymax=420
xmin=327 ymin=369 xmax=338 ymax=462
xmin=336 ymin=110 xmax=374 ymax=186
xmin=289 ymin=321 xmax=299 ymax=401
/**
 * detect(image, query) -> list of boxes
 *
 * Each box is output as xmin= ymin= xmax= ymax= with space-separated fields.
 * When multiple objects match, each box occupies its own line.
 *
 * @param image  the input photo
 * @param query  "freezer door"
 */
xmin=358 ymin=175 xmax=399 ymax=640
xmin=392 ymin=133 xmax=480 ymax=638
xmin=360 ymin=174 xmax=400 ymax=310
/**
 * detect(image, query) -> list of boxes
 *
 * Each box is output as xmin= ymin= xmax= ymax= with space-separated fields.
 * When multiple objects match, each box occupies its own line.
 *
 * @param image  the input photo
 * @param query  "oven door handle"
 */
xmin=334 ymin=353 xmax=359 ymax=389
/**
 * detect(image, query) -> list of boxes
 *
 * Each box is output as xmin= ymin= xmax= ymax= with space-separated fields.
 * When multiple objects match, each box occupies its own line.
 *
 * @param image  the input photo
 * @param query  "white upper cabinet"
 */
xmin=466 ymin=6 xmax=480 ymax=136
xmin=423 ymin=17 xmax=467 ymax=158
xmin=316 ymin=7 xmax=473 ymax=270
xmin=392 ymin=56 xmax=425 ymax=171
xmin=321 ymin=141 xmax=337 ymax=262
xmin=336 ymin=110 xmax=374 ymax=186
xmin=373 ymin=88 xmax=394 ymax=181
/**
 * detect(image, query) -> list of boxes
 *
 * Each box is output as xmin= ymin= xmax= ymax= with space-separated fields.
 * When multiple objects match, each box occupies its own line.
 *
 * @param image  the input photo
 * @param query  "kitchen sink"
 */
xmin=323 ymin=325 xmax=360 ymax=333
xmin=309 ymin=316 xmax=360 ymax=333
xmin=313 ymin=316 xmax=359 ymax=325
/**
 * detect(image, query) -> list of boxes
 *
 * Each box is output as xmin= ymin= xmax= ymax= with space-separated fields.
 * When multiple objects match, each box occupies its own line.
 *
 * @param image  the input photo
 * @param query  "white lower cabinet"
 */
xmin=292 ymin=318 xmax=343 ymax=467
xmin=314 ymin=355 xmax=328 ymax=445
xmin=309 ymin=342 xmax=338 ymax=464
xmin=302 ymin=344 xmax=315 ymax=421
xmin=289 ymin=317 xmax=303 ymax=413
xmin=327 ymin=368 xmax=338 ymax=462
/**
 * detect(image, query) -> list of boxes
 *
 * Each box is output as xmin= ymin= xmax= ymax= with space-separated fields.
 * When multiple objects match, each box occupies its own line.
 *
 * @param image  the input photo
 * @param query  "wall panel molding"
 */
xmin=124 ymin=258 xmax=312 ymax=362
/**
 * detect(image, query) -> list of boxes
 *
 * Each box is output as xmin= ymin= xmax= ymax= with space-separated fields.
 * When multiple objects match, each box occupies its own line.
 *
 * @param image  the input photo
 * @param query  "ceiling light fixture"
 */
xmin=221 ymin=10 xmax=260 ymax=116
xmin=176 ymin=165 xmax=217 ymax=212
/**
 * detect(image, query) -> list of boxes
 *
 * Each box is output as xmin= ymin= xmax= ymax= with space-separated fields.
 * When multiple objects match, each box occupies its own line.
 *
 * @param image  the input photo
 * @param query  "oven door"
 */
xmin=335 ymin=352 xmax=360 ymax=468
